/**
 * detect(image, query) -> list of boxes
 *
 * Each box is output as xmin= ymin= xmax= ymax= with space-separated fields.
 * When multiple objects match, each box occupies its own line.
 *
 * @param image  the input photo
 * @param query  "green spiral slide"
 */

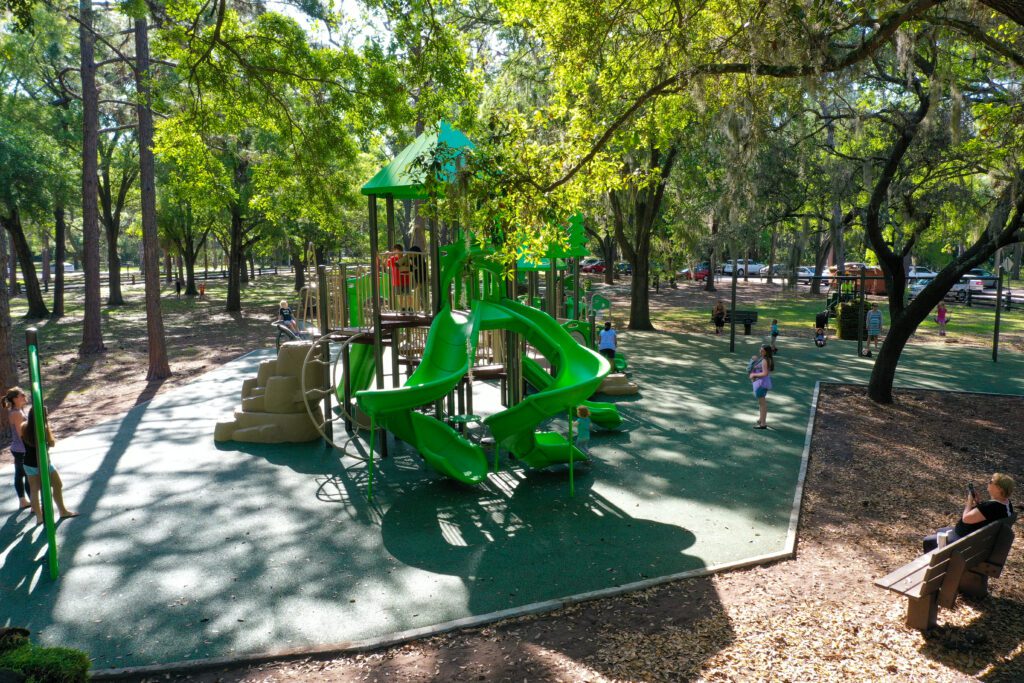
xmin=478 ymin=298 xmax=611 ymax=469
xmin=520 ymin=357 xmax=622 ymax=430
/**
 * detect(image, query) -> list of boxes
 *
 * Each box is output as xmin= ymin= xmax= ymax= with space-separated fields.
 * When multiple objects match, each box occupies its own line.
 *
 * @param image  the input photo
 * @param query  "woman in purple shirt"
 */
xmin=3 ymin=387 xmax=31 ymax=511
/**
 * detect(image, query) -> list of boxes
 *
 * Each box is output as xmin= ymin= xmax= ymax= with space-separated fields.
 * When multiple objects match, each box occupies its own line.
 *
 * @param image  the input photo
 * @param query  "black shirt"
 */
xmin=24 ymin=439 xmax=39 ymax=469
xmin=954 ymin=500 xmax=1013 ymax=537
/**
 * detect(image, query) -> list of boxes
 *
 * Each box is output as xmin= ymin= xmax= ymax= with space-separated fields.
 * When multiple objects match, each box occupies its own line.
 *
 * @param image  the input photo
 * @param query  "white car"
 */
xmin=792 ymin=266 xmax=816 ymax=284
xmin=908 ymin=266 xmax=938 ymax=278
xmin=720 ymin=259 xmax=767 ymax=277
xmin=908 ymin=277 xmax=968 ymax=302
xmin=758 ymin=264 xmax=784 ymax=276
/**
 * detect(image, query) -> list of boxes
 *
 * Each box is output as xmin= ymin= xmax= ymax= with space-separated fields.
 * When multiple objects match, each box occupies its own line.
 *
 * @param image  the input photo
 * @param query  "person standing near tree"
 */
xmin=21 ymin=406 xmax=78 ymax=525
xmin=936 ymin=301 xmax=949 ymax=337
xmin=866 ymin=303 xmax=883 ymax=355
xmin=3 ymin=388 xmax=31 ymax=512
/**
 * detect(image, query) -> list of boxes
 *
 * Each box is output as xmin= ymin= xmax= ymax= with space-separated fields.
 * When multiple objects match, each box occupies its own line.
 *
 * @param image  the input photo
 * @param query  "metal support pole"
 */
xmin=994 ymin=263 xmax=1004 ymax=362
xmin=573 ymin=257 xmax=581 ymax=320
xmin=857 ymin=270 xmax=866 ymax=357
xmin=548 ymin=258 xmax=557 ymax=318
xmin=729 ymin=266 xmax=738 ymax=353
xmin=385 ymin=195 xmax=396 ymax=250
xmin=368 ymin=195 xmax=388 ymax=457
xmin=317 ymin=265 xmax=332 ymax=442
xmin=429 ymin=217 xmax=441 ymax=315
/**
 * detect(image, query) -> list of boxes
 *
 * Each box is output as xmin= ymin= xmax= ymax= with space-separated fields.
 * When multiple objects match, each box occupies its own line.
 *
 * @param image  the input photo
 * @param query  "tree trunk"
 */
xmin=0 ymin=224 xmax=19 ymax=390
xmin=135 ymin=15 xmax=170 ymax=379
xmin=104 ymin=222 xmax=124 ymax=305
xmin=79 ymin=0 xmax=104 ymax=354
xmin=52 ymin=204 xmax=66 ymax=318
xmin=629 ymin=254 xmax=652 ymax=330
xmin=602 ymin=235 xmax=615 ymax=285
xmin=767 ymin=229 xmax=777 ymax=284
xmin=6 ymin=230 xmax=17 ymax=295
xmin=810 ymin=219 xmax=825 ymax=295
xmin=41 ymin=234 xmax=50 ymax=293
xmin=705 ymin=214 xmax=718 ymax=292
xmin=291 ymin=244 xmax=304 ymax=291
xmin=1 ymin=209 xmax=49 ymax=319
xmin=227 ymin=207 xmax=243 ymax=312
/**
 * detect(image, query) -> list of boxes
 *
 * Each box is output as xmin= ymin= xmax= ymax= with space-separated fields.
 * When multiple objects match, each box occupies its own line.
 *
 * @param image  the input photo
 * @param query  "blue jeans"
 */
xmin=12 ymin=450 xmax=29 ymax=499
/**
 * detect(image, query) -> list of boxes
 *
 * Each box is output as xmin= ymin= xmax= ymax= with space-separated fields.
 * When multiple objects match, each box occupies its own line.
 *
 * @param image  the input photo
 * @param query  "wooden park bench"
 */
xmin=713 ymin=309 xmax=759 ymax=335
xmin=875 ymin=515 xmax=1016 ymax=631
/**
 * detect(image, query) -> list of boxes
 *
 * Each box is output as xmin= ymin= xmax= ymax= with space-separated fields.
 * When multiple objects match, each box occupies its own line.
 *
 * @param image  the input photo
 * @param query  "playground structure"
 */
xmin=222 ymin=123 xmax=630 ymax=487
xmin=214 ymin=341 xmax=326 ymax=443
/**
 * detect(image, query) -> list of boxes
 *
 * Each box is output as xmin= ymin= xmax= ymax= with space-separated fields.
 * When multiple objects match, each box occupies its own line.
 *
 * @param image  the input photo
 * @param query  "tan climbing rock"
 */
xmin=215 ymin=341 xmax=326 ymax=443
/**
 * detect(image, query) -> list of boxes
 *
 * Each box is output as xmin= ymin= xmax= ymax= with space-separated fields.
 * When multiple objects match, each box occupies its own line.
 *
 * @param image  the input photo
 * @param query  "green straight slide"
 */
xmin=337 ymin=343 xmax=377 ymax=402
xmin=356 ymin=305 xmax=489 ymax=484
xmin=521 ymin=357 xmax=622 ymax=430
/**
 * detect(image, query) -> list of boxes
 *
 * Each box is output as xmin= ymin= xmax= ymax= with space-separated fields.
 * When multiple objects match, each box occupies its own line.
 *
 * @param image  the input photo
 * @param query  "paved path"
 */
xmin=0 ymin=332 xmax=1019 ymax=671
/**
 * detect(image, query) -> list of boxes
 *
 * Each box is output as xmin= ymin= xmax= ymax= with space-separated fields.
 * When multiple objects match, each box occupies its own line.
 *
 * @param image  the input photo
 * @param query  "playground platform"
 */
xmin=0 ymin=332 xmax=1021 ymax=673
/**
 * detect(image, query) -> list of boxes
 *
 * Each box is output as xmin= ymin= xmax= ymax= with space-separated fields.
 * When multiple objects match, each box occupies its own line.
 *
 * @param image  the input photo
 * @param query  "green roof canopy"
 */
xmin=361 ymin=122 xmax=475 ymax=200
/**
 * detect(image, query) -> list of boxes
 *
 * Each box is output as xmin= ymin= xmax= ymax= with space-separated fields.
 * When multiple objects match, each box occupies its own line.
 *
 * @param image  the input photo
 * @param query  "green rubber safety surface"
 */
xmin=0 ymin=334 xmax=1020 ymax=671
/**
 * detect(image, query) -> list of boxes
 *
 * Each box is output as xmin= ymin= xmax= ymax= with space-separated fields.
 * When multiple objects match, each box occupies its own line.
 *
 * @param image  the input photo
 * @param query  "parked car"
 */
xmin=907 ymin=266 xmax=938 ymax=278
xmin=909 ymin=277 xmax=968 ymax=302
xmin=965 ymin=268 xmax=998 ymax=289
xmin=790 ymin=266 xmax=816 ymax=284
xmin=580 ymin=260 xmax=606 ymax=273
xmin=720 ymin=259 xmax=767 ymax=277
xmin=615 ymin=261 xmax=632 ymax=275
xmin=679 ymin=262 xmax=710 ymax=281
xmin=758 ymin=264 xmax=784 ymax=276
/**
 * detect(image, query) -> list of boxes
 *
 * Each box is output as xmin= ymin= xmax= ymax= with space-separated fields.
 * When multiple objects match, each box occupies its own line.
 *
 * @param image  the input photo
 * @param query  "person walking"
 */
xmin=936 ymin=301 xmax=949 ymax=337
xmin=598 ymin=321 xmax=617 ymax=362
xmin=770 ymin=318 xmax=779 ymax=352
xmin=3 ymin=387 xmax=31 ymax=512
xmin=712 ymin=301 xmax=726 ymax=335
xmin=748 ymin=344 xmax=774 ymax=430
xmin=866 ymin=303 xmax=883 ymax=355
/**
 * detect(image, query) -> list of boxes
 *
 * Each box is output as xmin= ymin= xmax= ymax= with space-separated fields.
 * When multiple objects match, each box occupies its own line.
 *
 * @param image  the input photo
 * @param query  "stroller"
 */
xmin=814 ymin=310 xmax=829 ymax=347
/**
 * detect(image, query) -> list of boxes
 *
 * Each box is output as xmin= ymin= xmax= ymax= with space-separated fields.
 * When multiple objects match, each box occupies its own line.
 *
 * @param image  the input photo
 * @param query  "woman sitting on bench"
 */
xmin=923 ymin=473 xmax=1015 ymax=552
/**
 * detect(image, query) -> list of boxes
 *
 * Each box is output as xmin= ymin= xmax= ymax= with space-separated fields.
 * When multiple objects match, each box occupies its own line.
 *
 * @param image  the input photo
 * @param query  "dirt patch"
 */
xmin=139 ymin=386 xmax=1022 ymax=683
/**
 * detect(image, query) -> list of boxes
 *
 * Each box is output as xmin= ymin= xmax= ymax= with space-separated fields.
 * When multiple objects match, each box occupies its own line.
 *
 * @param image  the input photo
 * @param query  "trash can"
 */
xmin=815 ymin=310 xmax=829 ymax=329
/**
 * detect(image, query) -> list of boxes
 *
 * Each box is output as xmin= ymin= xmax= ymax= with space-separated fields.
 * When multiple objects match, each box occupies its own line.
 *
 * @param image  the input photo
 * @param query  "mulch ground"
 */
xmin=145 ymin=386 xmax=1023 ymax=683
xmin=3 ymin=278 xmax=1021 ymax=681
